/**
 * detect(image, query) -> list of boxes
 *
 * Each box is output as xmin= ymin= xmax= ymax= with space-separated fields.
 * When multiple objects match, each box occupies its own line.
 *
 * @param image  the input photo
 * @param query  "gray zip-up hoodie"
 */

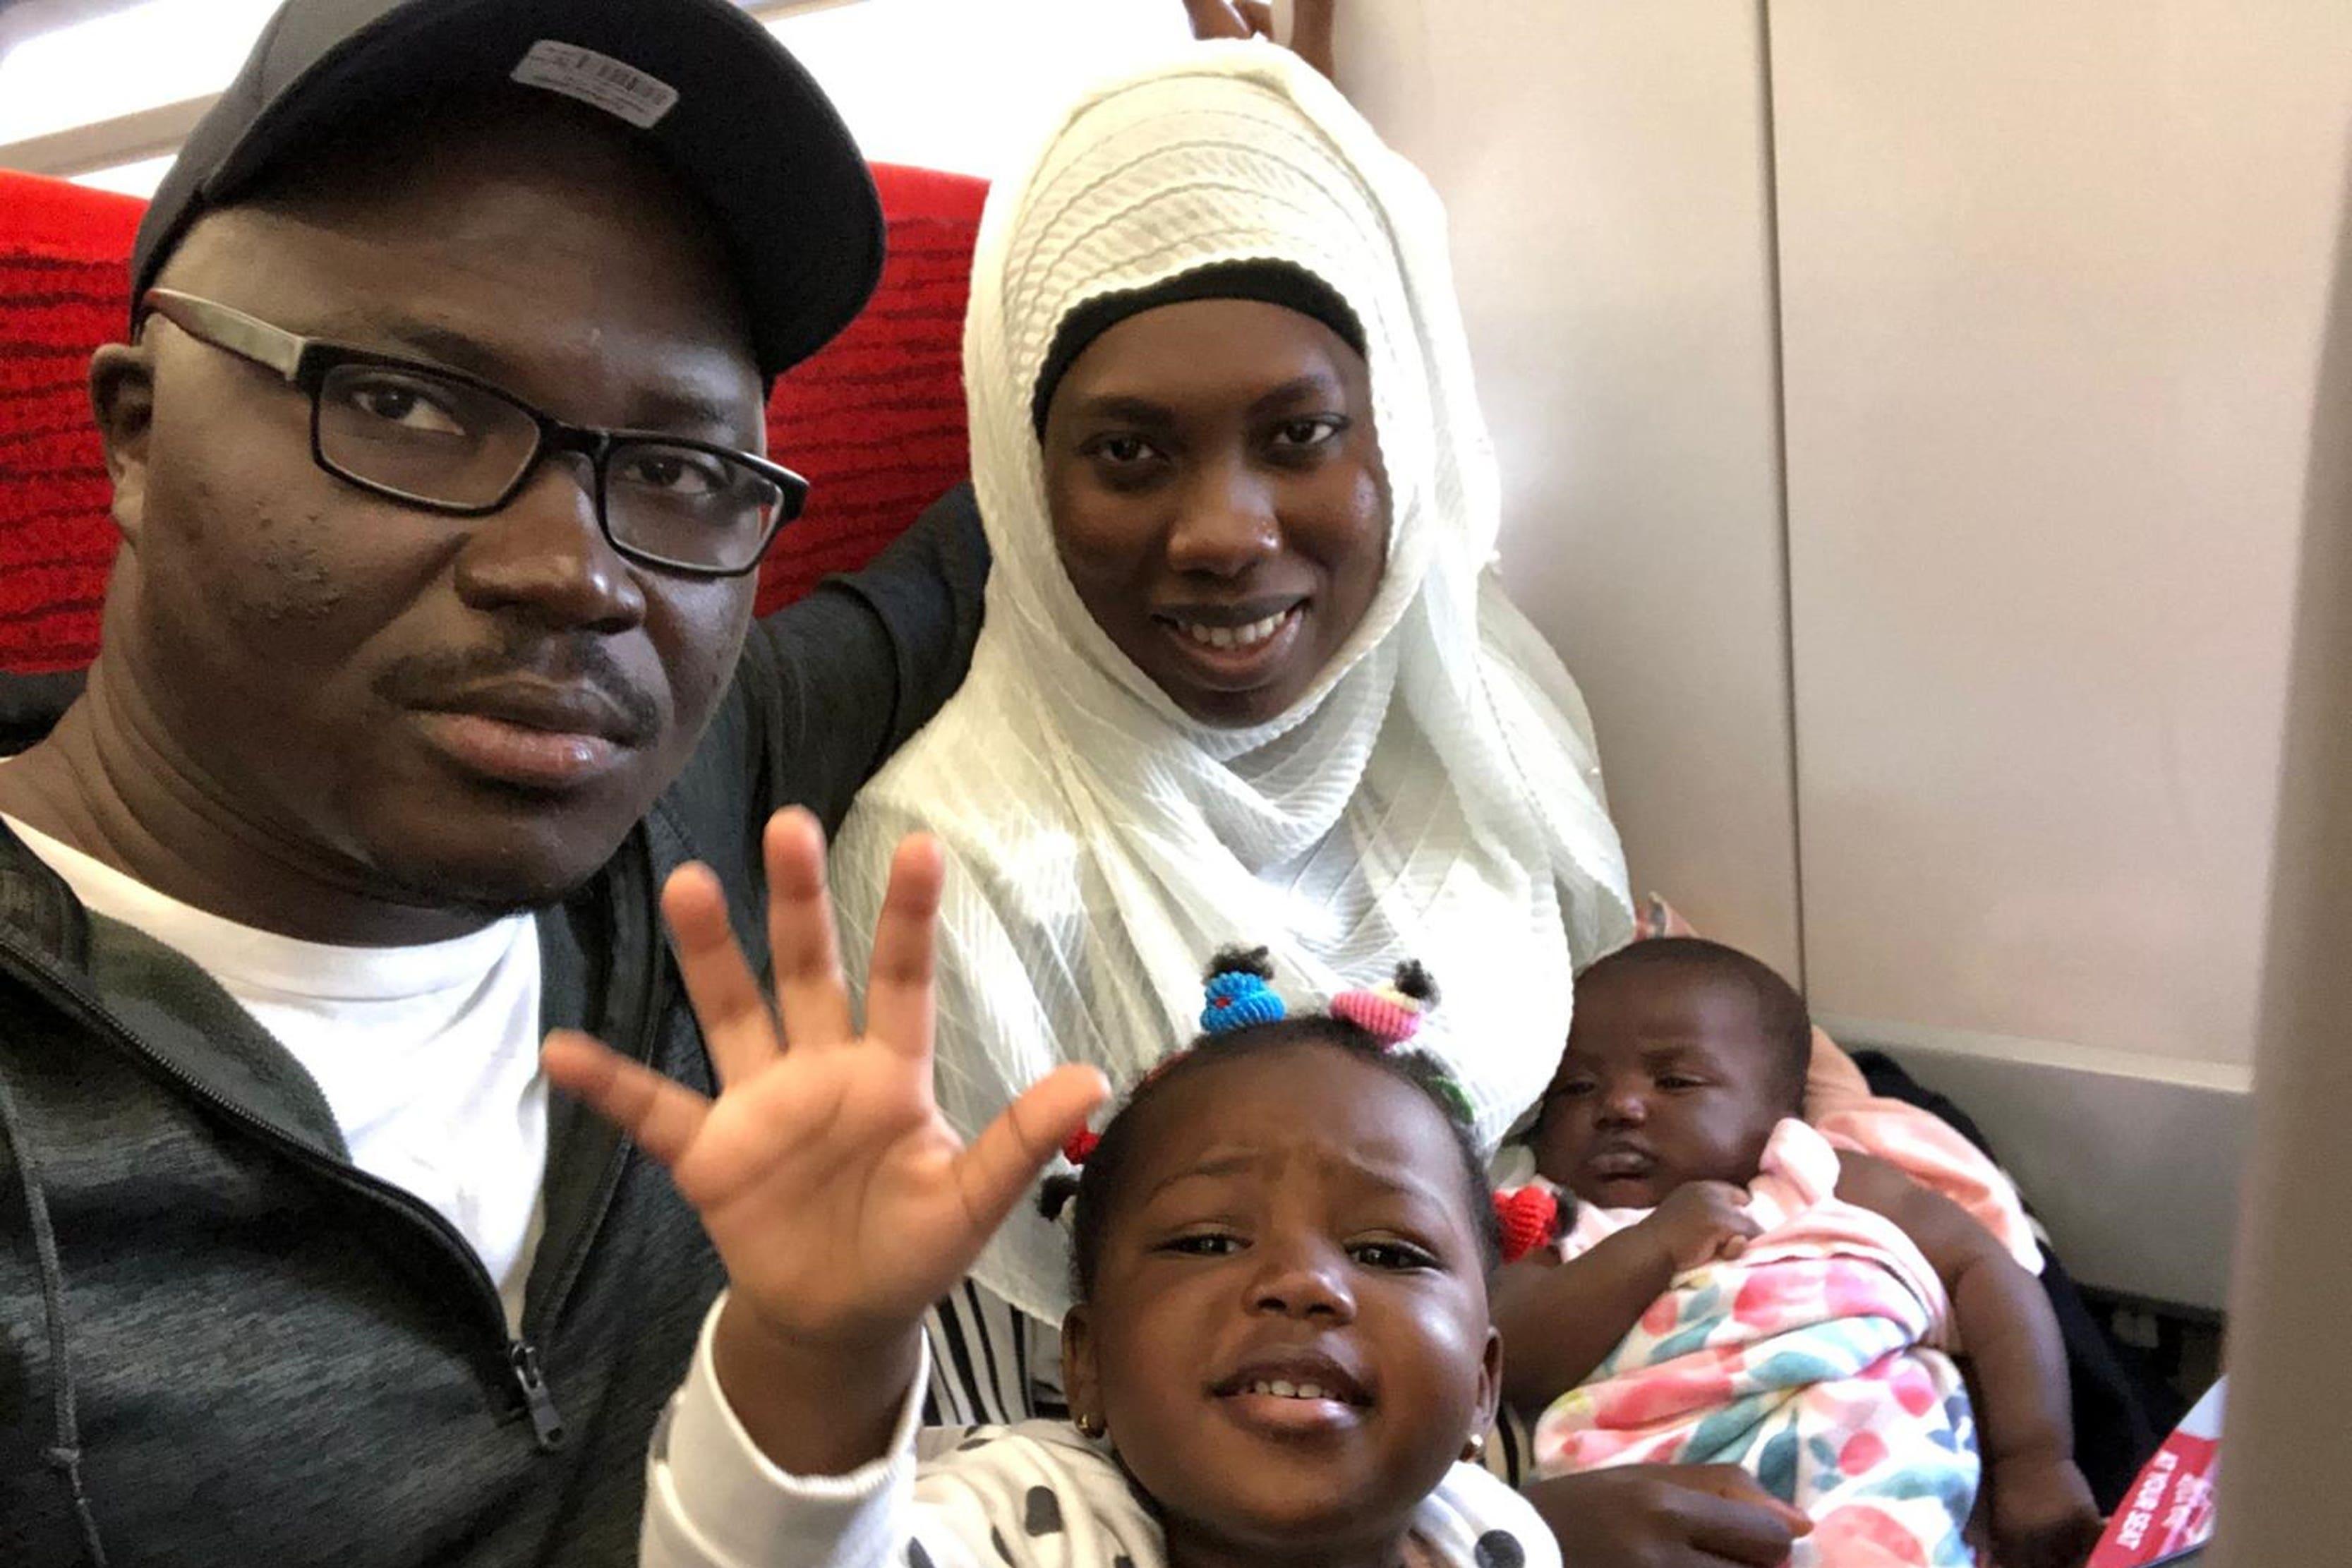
xmin=0 ymin=486 xmax=986 ymax=1567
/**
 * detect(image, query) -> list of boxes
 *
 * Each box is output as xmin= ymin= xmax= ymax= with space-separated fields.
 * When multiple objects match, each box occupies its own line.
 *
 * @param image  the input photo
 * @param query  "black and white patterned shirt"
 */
xmin=646 ymin=1301 xmax=1557 ymax=1568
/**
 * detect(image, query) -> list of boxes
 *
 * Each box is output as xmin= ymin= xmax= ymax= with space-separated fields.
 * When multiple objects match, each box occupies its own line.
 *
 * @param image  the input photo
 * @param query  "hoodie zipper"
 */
xmin=0 ymin=929 xmax=574 ymax=1452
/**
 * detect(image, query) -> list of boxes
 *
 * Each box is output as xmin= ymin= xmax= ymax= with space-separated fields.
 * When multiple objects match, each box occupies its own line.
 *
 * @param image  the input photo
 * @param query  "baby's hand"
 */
xmin=1988 ymin=1453 xmax=2104 ymax=1568
xmin=1639 ymin=1181 xmax=1760 ymax=1274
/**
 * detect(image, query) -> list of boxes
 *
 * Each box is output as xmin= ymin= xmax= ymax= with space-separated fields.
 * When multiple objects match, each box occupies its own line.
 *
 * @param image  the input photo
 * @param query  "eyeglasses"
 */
xmin=139 ymin=289 xmax=807 ymax=579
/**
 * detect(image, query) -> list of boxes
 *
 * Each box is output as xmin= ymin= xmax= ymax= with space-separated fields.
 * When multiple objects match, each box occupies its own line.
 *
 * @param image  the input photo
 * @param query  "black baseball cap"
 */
xmin=130 ymin=0 xmax=884 ymax=378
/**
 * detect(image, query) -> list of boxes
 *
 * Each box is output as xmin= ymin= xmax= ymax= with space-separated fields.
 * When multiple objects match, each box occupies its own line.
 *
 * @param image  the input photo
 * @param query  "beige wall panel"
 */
xmin=1773 ymin=1 xmax=2352 ymax=1069
xmin=1329 ymin=1 xmax=1802 ymax=977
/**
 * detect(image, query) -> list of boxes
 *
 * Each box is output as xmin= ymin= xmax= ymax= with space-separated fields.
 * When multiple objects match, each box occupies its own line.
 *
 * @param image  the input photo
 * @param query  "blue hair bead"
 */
xmin=1200 ymin=966 xmax=1286 ymax=1035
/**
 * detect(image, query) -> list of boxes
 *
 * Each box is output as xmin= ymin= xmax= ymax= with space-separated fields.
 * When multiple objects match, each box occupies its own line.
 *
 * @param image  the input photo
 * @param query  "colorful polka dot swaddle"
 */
xmin=1530 ymin=1120 xmax=1982 ymax=1567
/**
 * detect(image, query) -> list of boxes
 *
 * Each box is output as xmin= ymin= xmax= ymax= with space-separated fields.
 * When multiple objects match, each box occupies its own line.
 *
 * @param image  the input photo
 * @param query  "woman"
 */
xmin=830 ymin=37 xmax=1632 ymax=1419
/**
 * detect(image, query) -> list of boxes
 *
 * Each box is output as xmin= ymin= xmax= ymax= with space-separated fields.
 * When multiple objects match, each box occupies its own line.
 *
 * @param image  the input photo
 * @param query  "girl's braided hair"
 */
xmin=1039 ymin=948 xmax=1502 ymax=1300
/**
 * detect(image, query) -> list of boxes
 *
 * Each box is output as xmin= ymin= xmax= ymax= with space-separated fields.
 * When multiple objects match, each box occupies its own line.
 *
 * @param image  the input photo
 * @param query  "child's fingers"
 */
xmin=764 ymin=808 xmax=854 ymax=1051
xmin=661 ymin=862 xmax=777 ymax=1090
xmin=951 ymin=1064 xmax=1109 ymax=1234
xmin=542 ymin=1030 xmax=712 ymax=1167
xmin=864 ymin=834 xmax=944 ymax=1063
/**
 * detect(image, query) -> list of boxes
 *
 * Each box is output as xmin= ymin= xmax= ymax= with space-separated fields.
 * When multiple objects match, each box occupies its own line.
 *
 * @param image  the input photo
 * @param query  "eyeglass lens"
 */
xmin=315 ymin=363 xmax=788 ymax=572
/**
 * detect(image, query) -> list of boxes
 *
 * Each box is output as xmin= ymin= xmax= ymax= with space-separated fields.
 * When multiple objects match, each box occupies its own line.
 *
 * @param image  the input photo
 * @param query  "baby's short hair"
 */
xmin=1574 ymin=936 xmax=1813 ymax=1114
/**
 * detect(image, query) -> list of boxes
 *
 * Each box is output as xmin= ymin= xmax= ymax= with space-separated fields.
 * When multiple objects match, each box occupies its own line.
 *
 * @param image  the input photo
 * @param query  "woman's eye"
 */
xmin=1270 ymin=416 xmax=1343 ymax=449
xmin=1088 ymin=433 xmax=1159 ymax=466
xmin=1262 ymin=417 xmax=1346 ymax=465
xmin=1349 ymin=1238 xmax=1437 ymax=1272
xmin=345 ymin=376 xmax=466 ymax=436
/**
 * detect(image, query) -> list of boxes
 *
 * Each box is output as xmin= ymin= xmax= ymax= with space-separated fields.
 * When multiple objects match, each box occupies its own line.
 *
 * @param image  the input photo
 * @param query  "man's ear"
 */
xmin=1060 ymin=1303 xmax=1100 ymax=1429
xmin=88 ymin=341 xmax=155 ymax=545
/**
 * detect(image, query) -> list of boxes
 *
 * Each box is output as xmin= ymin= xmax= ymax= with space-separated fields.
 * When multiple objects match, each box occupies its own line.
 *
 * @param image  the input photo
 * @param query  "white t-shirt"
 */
xmin=3 ymin=814 xmax=547 ymax=1332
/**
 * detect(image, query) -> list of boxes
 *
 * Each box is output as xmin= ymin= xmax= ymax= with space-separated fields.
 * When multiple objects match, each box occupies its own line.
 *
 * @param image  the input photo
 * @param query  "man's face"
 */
xmin=101 ymin=107 xmax=765 ymax=922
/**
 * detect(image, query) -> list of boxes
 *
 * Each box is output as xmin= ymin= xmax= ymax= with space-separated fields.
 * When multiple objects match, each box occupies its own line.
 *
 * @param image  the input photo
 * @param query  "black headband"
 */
xmin=1029 ymin=260 xmax=1368 ymax=438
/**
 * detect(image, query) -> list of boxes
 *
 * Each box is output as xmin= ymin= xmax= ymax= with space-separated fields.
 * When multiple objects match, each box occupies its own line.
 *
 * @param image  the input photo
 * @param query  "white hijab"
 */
xmin=833 ymin=42 xmax=1632 ymax=1322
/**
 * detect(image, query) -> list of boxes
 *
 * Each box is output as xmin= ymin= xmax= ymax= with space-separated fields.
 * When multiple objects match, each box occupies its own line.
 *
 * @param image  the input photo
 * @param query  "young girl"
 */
xmin=1495 ymin=938 xmax=2102 ymax=1568
xmin=544 ymin=808 xmax=1556 ymax=1568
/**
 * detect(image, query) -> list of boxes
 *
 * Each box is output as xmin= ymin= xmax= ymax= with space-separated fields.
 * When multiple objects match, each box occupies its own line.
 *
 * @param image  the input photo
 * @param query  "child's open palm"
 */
xmin=542 ymin=807 xmax=1107 ymax=1359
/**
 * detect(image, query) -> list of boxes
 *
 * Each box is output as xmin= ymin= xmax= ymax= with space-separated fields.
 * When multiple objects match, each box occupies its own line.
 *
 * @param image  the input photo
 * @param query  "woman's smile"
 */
xmin=1155 ymin=602 xmax=1307 ymax=687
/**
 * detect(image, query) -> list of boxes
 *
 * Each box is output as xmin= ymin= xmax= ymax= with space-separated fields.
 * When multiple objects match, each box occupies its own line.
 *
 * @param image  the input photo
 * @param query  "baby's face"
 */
xmin=1533 ymin=972 xmax=1789 ymax=1208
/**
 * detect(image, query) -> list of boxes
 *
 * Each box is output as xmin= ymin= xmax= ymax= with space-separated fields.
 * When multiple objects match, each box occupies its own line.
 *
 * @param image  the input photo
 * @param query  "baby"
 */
xmin=547 ymin=812 xmax=1557 ymax=1568
xmin=1496 ymin=938 xmax=2102 ymax=1568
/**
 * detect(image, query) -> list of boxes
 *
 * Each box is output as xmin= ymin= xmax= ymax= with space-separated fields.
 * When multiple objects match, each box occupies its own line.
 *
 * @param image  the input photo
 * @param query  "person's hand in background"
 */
xmin=1182 ymin=0 xmax=1334 ymax=80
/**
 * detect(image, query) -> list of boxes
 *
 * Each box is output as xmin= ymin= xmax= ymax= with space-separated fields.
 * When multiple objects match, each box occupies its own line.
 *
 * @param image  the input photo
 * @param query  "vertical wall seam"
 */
xmin=1756 ymin=0 xmax=1811 ymax=996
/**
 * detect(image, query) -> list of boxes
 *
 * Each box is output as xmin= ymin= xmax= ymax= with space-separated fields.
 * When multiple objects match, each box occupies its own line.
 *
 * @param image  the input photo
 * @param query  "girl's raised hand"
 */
xmin=543 ymin=807 xmax=1107 ymax=1361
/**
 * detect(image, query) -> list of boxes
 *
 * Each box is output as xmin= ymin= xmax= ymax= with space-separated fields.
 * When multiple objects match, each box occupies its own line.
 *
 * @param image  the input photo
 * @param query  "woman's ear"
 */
xmin=89 ymin=342 xmax=156 ymax=545
xmin=1061 ymin=1303 xmax=1102 ymax=1431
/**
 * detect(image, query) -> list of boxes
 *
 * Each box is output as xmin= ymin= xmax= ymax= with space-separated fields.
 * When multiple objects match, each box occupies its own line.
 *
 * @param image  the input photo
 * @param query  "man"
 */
xmin=0 ymin=1 xmax=984 ymax=1561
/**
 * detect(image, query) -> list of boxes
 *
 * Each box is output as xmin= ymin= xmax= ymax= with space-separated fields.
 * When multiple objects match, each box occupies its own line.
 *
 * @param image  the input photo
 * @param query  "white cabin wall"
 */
xmin=1324 ymin=1 xmax=1806 ymax=983
xmin=1768 ymin=0 xmax=2341 ymax=1087
xmin=1768 ymin=1 xmax=2350 ymax=1309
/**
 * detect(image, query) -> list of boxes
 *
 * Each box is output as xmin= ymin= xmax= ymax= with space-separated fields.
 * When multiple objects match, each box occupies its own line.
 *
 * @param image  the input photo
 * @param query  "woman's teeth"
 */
xmin=1246 ymin=1378 xmax=1335 ymax=1400
xmin=1180 ymin=610 xmax=1289 ymax=650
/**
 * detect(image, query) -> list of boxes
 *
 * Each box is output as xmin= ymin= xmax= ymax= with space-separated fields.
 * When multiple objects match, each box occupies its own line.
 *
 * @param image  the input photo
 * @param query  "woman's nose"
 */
xmin=1166 ymin=457 xmax=1279 ymax=577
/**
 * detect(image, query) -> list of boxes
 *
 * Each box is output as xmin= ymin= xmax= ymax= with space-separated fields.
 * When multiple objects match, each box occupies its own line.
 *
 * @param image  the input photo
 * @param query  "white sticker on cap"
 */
xmin=511 ymin=40 xmax=680 ymax=130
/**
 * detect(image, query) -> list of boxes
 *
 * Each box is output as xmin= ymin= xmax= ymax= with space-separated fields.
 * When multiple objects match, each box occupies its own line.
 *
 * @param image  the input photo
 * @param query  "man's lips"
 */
xmin=410 ymin=680 xmax=651 ymax=790
xmin=419 ymin=680 xmax=647 ymax=744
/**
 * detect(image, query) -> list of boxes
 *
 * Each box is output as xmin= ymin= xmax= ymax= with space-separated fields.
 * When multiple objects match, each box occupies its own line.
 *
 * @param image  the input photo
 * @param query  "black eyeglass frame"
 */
xmin=138 ymin=287 xmax=808 ymax=580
